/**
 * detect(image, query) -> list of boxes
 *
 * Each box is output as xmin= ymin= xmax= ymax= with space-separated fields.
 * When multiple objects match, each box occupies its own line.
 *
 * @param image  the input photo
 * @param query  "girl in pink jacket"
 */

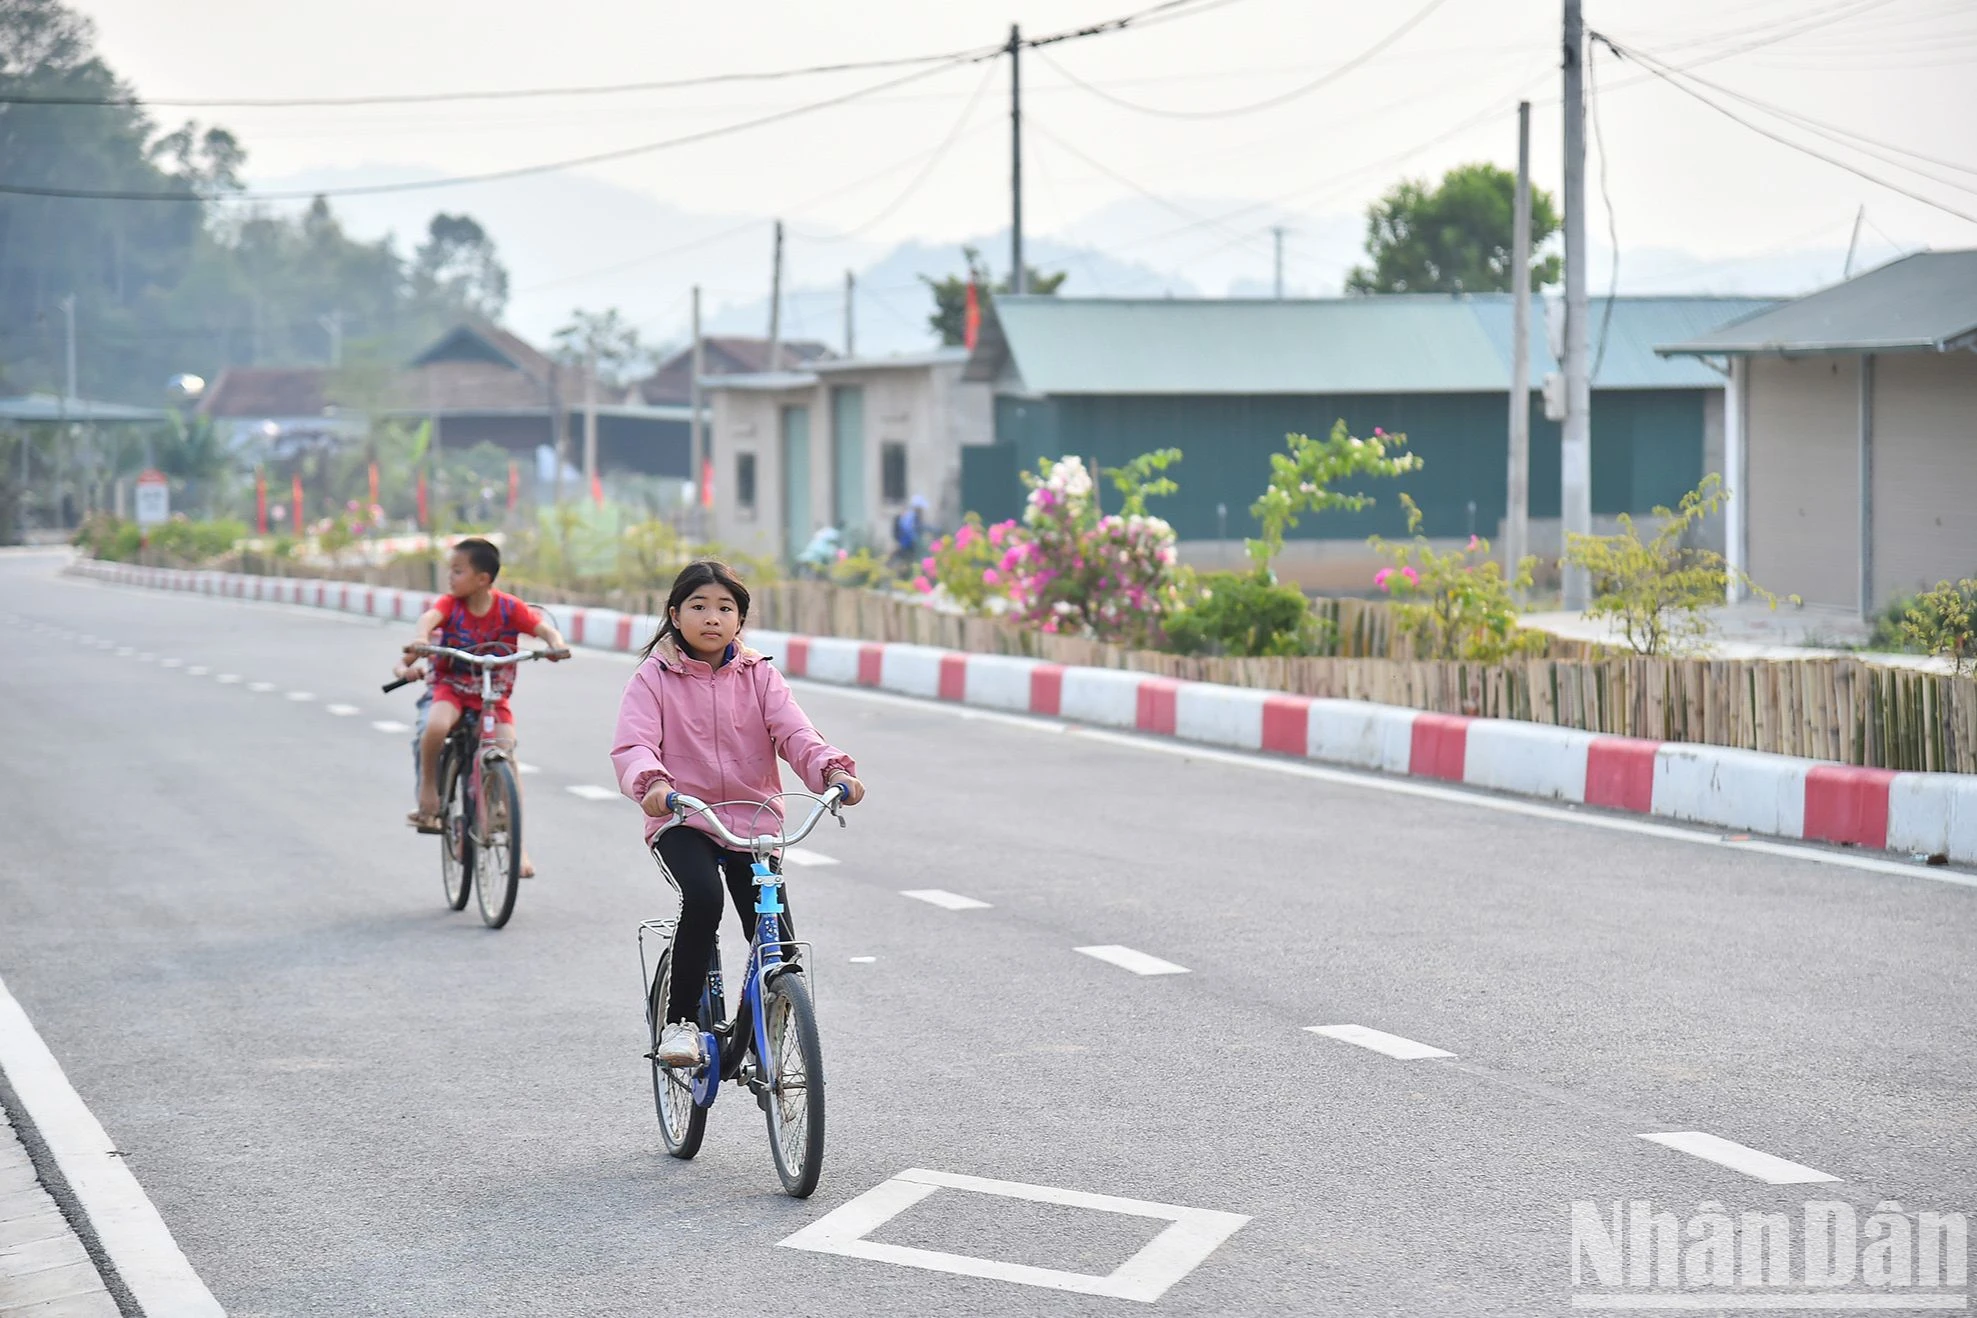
xmin=611 ymin=559 xmax=865 ymax=1069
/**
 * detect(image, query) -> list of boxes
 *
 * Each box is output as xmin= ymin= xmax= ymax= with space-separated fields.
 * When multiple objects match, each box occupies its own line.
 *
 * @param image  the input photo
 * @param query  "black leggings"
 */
xmin=655 ymin=827 xmax=794 ymax=1026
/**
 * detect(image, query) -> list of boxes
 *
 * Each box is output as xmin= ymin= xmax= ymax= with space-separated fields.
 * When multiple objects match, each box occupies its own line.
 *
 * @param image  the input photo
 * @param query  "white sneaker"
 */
xmin=656 ymin=1021 xmax=705 ymax=1068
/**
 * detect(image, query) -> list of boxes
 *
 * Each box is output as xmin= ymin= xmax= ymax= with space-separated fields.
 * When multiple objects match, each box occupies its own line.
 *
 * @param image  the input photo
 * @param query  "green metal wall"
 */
xmin=978 ymin=389 xmax=1706 ymax=540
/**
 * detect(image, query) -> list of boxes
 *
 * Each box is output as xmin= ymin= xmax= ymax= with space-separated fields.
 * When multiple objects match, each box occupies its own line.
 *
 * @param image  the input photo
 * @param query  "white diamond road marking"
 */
xmin=1638 ymin=1132 xmax=1841 ymax=1185
xmin=565 ymin=785 xmax=619 ymax=801
xmin=247 ymin=682 xmax=274 ymax=693
xmin=1074 ymin=945 xmax=1189 ymax=976
xmin=371 ymin=720 xmax=411 ymax=734
xmin=1304 ymin=1024 xmax=1455 ymax=1061
xmin=215 ymin=674 xmax=241 ymax=684
xmin=185 ymin=666 xmax=208 ymax=677
xmin=325 ymin=704 xmax=359 ymax=717
xmin=286 ymin=691 xmax=315 ymax=702
xmin=782 ymin=848 xmax=839 ymax=868
xmin=780 ymin=1167 xmax=1249 ymax=1303
xmin=900 ymin=888 xmax=988 ymax=910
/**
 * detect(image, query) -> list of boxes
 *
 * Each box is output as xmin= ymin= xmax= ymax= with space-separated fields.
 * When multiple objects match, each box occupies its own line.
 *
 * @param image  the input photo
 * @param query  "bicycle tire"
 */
xmin=761 ymin=970 xmax=826 ymax=1198
xmin=438 ymin=744 xmax=472 ymax=911
xmin=474 ymin=758 xmax=522 ymax=929
xmin=647 ymin=949 xmax=707 ymax=1160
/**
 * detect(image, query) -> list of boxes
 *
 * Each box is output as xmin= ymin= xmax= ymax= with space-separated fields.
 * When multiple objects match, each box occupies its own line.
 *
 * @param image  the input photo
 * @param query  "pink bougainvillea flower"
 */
xmin=836 ymin=548 xmax=849 ymax=561
xmin=988 ymin=522 xmax=1008 ymax=547
xmin=1467 ymin=534 xmax=1480 ymax=551
xmin=1374 ymin=567 xmax=1394 ymax=590
xmin=912 ymin=575 xmax=932 ymax=593
xmin=1373 ymin=427 xmax=1386 ymax=437
xmin=921 ymin=556 xmax=937 ymax=575
xmin=1400 ymin=566 xmax=1420 ymax=586
xmin=982 ymin=568 xmax=1001 ymax=586
xmin=955 ymin=524 xmax=976 ymax=549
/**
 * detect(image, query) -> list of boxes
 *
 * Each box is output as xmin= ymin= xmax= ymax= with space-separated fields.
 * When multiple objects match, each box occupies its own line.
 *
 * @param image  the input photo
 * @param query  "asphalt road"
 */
xmin=1 ymin=550 xmax=1972 ymax=1316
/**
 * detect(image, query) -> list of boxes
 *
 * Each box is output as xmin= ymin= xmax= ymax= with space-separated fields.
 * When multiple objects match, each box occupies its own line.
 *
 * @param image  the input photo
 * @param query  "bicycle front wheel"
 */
xmin=474 ymin=759 xmax=522 ymax=929
xmin=648 ymin=948 xmax=706 ymax=1160
xmin=761 ymin=970 xmax=825 ymax=1198
xmin=439 ymin=745 xmax=473 ymax=911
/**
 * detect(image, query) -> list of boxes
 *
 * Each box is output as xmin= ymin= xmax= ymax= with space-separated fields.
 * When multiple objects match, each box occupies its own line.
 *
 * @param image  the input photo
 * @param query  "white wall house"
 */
xmin=706 ymin=349 xmax=992 ymax=562
xmin=1660 ymin=251 xmax=1977 ymax=615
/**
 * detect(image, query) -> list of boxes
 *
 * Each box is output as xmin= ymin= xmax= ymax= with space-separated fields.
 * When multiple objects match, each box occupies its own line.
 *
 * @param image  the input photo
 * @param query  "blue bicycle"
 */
xmin=638 ymin=787 xmax=848 ymax=1198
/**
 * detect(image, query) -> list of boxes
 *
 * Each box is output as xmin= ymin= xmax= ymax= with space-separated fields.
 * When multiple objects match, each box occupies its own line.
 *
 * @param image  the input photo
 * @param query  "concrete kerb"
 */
xmin=74 ymin=561 xmax=1977 ymax=867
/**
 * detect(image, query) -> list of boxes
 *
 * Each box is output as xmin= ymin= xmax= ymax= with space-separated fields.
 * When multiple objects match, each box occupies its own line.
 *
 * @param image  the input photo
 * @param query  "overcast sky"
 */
xmin=71 ymin=0 xmax=1977 ymax=346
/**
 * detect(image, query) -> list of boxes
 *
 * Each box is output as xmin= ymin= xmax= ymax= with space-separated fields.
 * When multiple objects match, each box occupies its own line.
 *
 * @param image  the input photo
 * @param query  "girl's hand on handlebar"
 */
xmin=640 ymin=783 xmax=677 ymax=818
xmin=826 ymin=771 xmax=865 ymax=806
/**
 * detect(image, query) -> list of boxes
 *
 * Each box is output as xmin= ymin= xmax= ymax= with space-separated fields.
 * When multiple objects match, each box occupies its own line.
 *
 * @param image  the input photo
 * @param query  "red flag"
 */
xmin=963 ymin=280 xmax=981 ymax=351
xmin=368 ymin=461 xmax=380 ymax=508
xmin=416 ymin=469 xmax=429 ymax=529
xmin=590 ymin=472 xmax=605 ymax=507
xmin=507 ymin=461 xmax=519 ymax=512
xmin=291 ymin=474 xmax=304 ymax=531
xmin=255 ymin=469 xmax=268 ymax=535
xmin=700 ymin=456 xmax=714 ymax=509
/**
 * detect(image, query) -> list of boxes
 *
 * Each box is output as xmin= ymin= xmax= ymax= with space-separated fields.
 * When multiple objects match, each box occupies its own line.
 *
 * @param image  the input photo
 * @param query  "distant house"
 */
xmin=962 ymin=294 xmax=1775 ymax=589
xmin=1659 ymin=250 xmax=1977 ymax=615
xmin=637 ymin=337 xmax=834 ymax=407
xmin=198 ymin=323 xmax=693 ymax=482
xmin=704 ymin=348 xmax=992 ymax=563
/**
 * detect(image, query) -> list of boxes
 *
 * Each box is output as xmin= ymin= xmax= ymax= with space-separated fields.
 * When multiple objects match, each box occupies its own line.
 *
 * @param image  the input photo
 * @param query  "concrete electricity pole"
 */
xmin=1009 ymin=23 xmax=1026 ymax=296
xmin=689 ymin=285 xmax=706 ymax=538
xmin=1505 ymin=103 xmax=1533 ymax=578
xmin=767 ymin=220 xmax=784 ymax=371
xmin=844 ymin=269 xmax=856 ymax=357
xmin=1560 ymin=0 xmax=1593 ymax=610
xmin=1270 ymin=226 xmax=1287 ymax=299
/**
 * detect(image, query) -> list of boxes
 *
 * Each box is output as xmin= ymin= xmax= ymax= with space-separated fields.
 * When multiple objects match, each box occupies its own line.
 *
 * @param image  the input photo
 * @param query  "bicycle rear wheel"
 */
xmin=474 ymin=759 xmax=522 ymax=929
xmin=647 ymin=948 xmax=707 ymax=1159
xmin=761 ymin=971 xmax=825 ymax=1198
xmin=438 ymin=744 xmax=472 ymax=911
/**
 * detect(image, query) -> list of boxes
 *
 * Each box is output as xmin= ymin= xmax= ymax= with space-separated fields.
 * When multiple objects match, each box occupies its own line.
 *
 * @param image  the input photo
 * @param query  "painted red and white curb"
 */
xmin=75 ymin=560 xmax=1977 ymax=867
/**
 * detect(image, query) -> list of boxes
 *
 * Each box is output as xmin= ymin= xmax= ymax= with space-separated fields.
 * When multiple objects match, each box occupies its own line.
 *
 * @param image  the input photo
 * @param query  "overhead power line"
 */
xmin=1035 ymin=0 xmax=1451 ymax=120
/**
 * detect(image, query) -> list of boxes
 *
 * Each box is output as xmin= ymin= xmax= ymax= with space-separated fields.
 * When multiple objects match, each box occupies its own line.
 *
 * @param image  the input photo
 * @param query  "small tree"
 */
xmin=1103 ymin=448 xmax=1181 ymax=516
xmin=1346 ymin=163 xmax=1561 ymax=295
xmin=1247 ymin=421 xmax=1421 ymax=570
xmin=1563 ymin=475 xmax=1782 ymax=655
xmin=1371 ymin=495 xmax=1543 ymax=662
xmin=922 ymin=246 xmax=1067 ymax=346
xmin=1900 ymin=578 xmax=1977 ymax=676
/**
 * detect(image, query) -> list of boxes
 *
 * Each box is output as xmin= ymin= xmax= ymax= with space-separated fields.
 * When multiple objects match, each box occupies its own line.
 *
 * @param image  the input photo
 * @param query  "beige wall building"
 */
xmin=1662 ymin=251 xmax=1977 ymax=615
xmin=705 ymin=349 xmax=992 ymax=563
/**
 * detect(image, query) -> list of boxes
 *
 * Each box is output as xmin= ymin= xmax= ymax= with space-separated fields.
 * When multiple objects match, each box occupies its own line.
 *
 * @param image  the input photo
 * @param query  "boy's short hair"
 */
xmin=453 ymin=537 xmax=501 ymax=581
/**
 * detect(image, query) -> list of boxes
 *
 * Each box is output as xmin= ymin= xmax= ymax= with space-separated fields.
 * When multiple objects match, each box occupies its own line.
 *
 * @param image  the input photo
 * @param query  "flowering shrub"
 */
xmin=1165 ymin=570 xmax=1323 ymax=658
xmin=1369 ymin=495 xmax=1543 ymax=662
xmin=912 ymin=514 xmax=1018 ymax=610
xmin=1247 ymin=421 xmax=1421 ymax=570
xmin=1001 ymin=456 xmax=1182 ymax=644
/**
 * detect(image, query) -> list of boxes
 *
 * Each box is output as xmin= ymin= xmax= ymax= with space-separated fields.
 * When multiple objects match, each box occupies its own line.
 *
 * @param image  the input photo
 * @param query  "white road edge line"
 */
xmin=0 ymin=972 xmax=224 ymax=1317
xmin=784 ymin=680 xmax=1977 ymax=891
xmin=565 ymin=785 xmax=619 ymax=801
xmin=779 ymin=1167 xmax=1249 ymax=1303
xmin=900 ymin=888 xmax=989 ymax=910
xmin=1075 ymin=944 xmax=1189 ymax=976
xmin=1305 ymin=1024 xmax=1456 ymax=1061
xmin=1638 ymin=1132 xmax=1841 ymax=1185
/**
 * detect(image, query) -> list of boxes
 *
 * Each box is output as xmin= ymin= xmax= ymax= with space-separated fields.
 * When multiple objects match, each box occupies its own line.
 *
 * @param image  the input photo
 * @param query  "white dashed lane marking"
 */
xmin=325 ymin=704 xmax=359 ymax=717
xmin=185 ymin=666 xmax=208 ymax=676
xmin=286 ymin=692 xmax=315 ymax=702
xmin=518 ymin=763 xmax=540 ymax=775
xmin=371 ymin=720 xmax=410 ymax=734
xmin=1638 ymin=1132 xmax=1840 ymax=1185
xmin=247 ymin=682 xmax=274 ymax=693
xmin=782 ymin=848 xmax=839 ymax=868
xmin=1305 ymin=1025 xmax=1455 ymax=1061
xmin=900 ymin=888 xmax=988 ymax=910
xmin=1074 ymin=945 xmax=1189 ymax=976
xmin=565 ymin=785 xmax=618 ymax=801
xmin=115 ymin=647 xmax=133 ymax=656
xmin=215 ymin=674 xmax=241 ymax=684
xmin=849 ymin=956 xmax=877 ymax=964
xmin=160 ymin=658 xmax=182 ymax=668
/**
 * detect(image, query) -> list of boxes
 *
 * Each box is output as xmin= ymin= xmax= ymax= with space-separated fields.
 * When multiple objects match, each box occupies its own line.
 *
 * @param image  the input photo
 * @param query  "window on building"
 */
xmin=881 ymin=442 xmax=908 ymax=504
xmin=736 ymin=452 xmax=757 ymax=512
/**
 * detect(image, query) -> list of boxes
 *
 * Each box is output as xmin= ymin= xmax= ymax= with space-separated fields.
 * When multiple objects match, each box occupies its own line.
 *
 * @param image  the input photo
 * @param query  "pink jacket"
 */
xmin=610 ymin=634 xmax=855 ymax=846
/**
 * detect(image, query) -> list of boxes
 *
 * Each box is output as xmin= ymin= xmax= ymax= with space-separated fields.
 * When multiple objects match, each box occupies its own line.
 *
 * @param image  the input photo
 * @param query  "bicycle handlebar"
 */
xmin=664 ymin=787 xmax=849 ymax=856
xmin=381 ymin=644 xmax=569 ymax=694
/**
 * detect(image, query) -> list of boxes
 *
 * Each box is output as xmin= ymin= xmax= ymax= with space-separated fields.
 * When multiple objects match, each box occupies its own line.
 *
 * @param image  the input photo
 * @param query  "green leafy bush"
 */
xmin=1900 ymin=578 xmax=1977 ymax=676
xmin=1165 ymin=571 xmax=1321 ymax=657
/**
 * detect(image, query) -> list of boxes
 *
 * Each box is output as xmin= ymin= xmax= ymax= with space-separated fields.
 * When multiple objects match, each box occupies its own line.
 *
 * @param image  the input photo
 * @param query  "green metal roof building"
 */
xmin=961 ymin=294 xmax=1775 ymax=549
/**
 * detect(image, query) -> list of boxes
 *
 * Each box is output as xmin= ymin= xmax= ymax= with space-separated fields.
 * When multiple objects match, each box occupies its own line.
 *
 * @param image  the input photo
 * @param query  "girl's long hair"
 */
xmin=640 ymin=559 xmax=751 ymax=661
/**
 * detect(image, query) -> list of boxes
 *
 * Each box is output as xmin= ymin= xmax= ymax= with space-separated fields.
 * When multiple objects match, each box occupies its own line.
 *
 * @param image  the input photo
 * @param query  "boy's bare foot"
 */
xmin=520 ymin=852 xmax=536 ymax=879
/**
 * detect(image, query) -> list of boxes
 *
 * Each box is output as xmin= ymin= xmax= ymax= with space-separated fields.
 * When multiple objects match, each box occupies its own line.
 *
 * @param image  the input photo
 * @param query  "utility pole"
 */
xmin=319 ymin=310 xmax=343 ymax=368
xmin=767 ymin=220 xmax=784 ymax=371
xmin=1009 ymin=23 xmax=1026 ymax=296
xmin=60 ymin=294 xmax=76 ymax=527
xmin=844 ymin=269 xmax=856 ymax=357
xmin=582 ymin=344 xmax=599 ymax=501
xmin=1560 ymin=0 xmax=1592 ymax=610
xmin=1270 ymin=226 xmax=1286 ymax=299
xmin=689 ymin=284 xmax=706 ymax=540
xmin=1505 ymin=102 xmax=1533 ymax=579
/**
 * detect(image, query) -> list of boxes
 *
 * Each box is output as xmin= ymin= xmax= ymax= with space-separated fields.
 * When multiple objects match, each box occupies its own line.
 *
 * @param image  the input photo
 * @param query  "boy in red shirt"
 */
xmin=404 ymin=539 xmax=569 ymax=875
